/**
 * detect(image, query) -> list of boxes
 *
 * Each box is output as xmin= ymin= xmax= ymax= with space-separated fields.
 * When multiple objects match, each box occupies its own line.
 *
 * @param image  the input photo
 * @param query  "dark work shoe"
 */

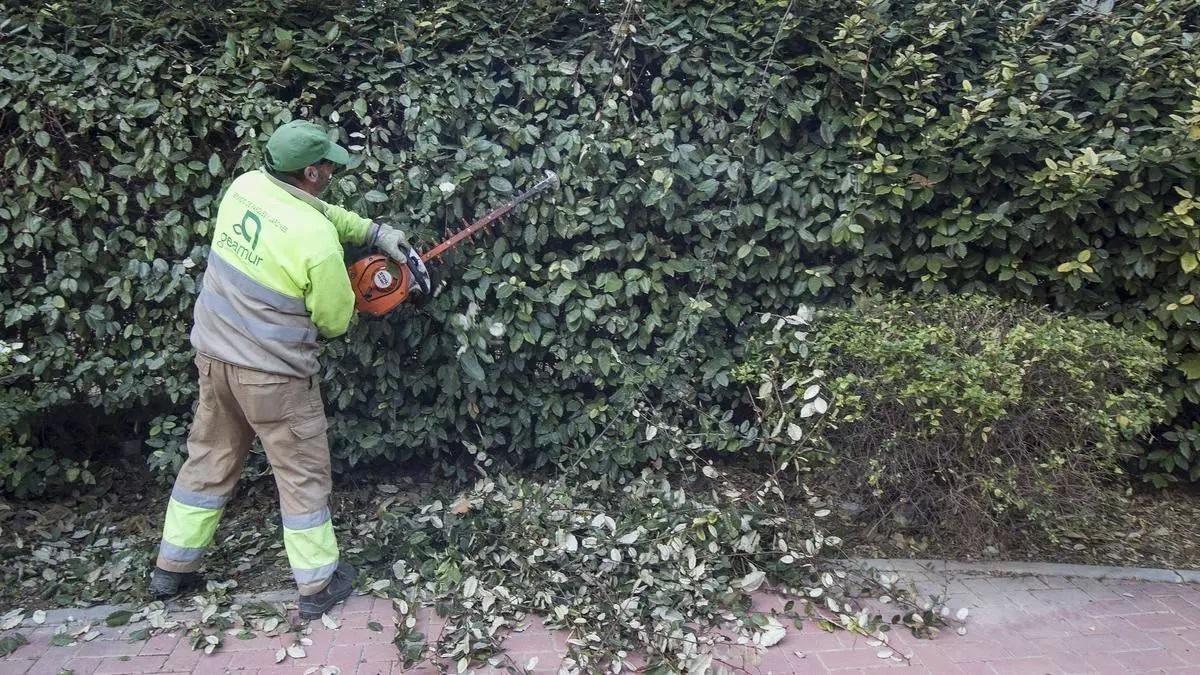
xmin=148 ymin=567 xmax=204 ymax=599
xmin=298 ymin=561 xmax=356 ymax=620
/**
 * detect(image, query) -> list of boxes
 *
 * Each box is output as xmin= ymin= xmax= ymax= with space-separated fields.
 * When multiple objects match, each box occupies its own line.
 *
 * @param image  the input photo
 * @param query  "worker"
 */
xmin=147 ymin=119 xmax=427 ymax=619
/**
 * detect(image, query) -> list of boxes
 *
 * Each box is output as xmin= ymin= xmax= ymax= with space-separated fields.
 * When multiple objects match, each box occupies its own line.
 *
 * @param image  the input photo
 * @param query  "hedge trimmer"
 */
xmin=348 ymin=169 xmax=559 ymax=316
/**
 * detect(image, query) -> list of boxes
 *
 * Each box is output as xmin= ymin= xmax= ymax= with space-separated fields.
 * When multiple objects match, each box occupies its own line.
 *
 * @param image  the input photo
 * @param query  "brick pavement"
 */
xmin=2 ymin=567 xmax=1199 ymax=674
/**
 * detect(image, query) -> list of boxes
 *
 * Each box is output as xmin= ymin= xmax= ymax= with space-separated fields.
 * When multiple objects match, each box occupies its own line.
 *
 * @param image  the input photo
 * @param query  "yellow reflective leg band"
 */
xmin=161 ymin=498 xmax=223 ymax=562
xmin=283 ymin=518 xmax=339 ymax=586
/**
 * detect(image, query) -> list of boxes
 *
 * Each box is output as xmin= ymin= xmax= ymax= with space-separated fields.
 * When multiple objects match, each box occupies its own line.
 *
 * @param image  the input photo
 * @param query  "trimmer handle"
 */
xmin=405 ymin=247 xmax=431 ymax=295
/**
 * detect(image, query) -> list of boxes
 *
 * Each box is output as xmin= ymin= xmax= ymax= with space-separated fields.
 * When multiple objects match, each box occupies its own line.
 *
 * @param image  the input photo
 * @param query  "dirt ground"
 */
xmin=834 ymin=480 xmax=1200 ymax=570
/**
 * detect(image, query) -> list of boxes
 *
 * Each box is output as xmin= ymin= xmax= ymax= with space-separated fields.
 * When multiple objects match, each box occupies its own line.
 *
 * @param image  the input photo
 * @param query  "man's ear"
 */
xmin=304 ymin=165 xmax=319 ymax=183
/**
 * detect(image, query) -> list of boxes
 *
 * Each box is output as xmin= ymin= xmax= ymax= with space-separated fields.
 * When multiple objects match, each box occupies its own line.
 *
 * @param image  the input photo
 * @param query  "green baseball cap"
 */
xmin=264 ymin=120 xmax=351 ymax=172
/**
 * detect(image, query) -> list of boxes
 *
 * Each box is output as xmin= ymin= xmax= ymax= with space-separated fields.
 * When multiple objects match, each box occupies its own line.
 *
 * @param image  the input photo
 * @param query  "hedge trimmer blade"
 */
xmin=422 ymin=169 xmax=559 ymax=263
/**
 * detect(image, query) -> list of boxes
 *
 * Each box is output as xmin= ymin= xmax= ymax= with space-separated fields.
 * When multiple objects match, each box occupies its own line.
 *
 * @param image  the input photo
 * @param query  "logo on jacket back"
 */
xmin=218 ymin=210 xmax=264 ymax=266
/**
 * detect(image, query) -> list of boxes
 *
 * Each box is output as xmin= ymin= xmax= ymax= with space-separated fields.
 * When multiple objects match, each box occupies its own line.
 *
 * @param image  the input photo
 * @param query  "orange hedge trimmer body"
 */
xmin=348 ymin=170 xmax=559 ymax=317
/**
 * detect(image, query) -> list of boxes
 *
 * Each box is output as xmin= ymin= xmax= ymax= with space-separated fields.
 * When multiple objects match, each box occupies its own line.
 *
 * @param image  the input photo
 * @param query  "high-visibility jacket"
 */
xmin=191 ymin=170 xmax=380 ymax=377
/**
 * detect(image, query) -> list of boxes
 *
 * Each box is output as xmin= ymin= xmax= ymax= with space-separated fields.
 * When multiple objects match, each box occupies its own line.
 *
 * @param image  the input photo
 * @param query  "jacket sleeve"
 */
xmin=304 ymin=251 xmax=357 ymax=338
xmin=320 ymin=201 xmax=375 ymax=246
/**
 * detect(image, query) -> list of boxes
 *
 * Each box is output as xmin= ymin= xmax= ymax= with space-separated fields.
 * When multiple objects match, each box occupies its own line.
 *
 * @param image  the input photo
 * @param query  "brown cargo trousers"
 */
xmin=156 ymin=354 xmax=340 ymax=595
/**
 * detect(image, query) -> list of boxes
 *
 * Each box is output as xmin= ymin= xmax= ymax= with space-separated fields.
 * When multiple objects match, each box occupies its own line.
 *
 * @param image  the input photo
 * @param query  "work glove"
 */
xmin=368 ymin=223 xmax=430 ymax=296
xmin=370 ymin=223 xmax=409 ymax=262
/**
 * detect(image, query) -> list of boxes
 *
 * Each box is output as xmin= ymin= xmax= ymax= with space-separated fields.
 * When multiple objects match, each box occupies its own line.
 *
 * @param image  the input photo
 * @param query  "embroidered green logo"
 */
xmin=233 ymin=210 xmax=262 ymax=250
xmin=219 ymin=210 xmax=264 ymax=266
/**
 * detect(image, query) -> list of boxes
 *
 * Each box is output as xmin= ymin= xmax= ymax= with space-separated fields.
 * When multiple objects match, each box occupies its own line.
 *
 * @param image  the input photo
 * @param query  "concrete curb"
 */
xmin=851 ymin=557 xmax=1200 ymax=584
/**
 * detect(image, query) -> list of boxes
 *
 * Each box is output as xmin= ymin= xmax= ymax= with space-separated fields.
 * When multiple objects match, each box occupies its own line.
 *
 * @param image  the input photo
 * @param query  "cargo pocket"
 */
xmin=236 ymin=368 xmax=292 ymax=424
xmin=195 ymin=355 xmax=215 ymax=411
xmin=287 ymin=378 xmax=328 ymax=440
xmin=289 ymin=410 xmax=329 ymax=440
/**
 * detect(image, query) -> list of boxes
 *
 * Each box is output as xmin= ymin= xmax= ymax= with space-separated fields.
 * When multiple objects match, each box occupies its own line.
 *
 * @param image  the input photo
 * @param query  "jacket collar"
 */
xmin=259 ymin=168 xmax=328 ymax=216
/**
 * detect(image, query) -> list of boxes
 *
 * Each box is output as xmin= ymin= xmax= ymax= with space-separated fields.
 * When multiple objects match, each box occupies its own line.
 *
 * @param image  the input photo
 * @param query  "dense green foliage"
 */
xmin=736 ymin=295 xmax=1167 ymax=541
xmin=2 ymin=0 xmax=1198 ymax=495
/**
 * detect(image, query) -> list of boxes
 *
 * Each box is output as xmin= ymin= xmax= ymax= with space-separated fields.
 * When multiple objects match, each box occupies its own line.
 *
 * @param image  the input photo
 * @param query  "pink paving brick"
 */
xmin=767 ymin=625 xmax=850 ymax=653
xmin=13 ymin=629 xmax=58 ymax=660
xmin=501 ymin=629 xmax=557 ymax=654
xmin=139 ymin=632 xmax=183 ymax=656
xmin=1146 ymin=629 xmax=1200 ymax=658
xmin=1080 ymin=631 xmax=1141 ymax=653
xmin=1124 ymin=611 xmax=1195 ymax=631
xmin=989 ymin=656 xmax=1062 ymax=674
xmin=23 ymin=650 xmax=83 ymax=675
xmin=219 ymin=644 xmax=293 ymax=669
xmin=333 ymin=611 xmax=382 ymax=631
xmin=93 ymin=655 xmax=169 ymax=674
xmin=1086 ymin=597 xmax=1143 ymax=617
xmin=747 ymin=646 xmax=786 ymax=671
xmin=360 ymin=642 xmax=401 ymax=663
xmin=1161 ymin=596 xmax=1200 ymax=625
xmin=816 ymin=643 xmax=910 ymax=669
xmin=356 ymin=663 xmax=396 ymax=675
xmin=334 ymin=628 xmax=393 ymax=647
xmin=1087 ymin=614 xmax=1149 ymax=639
xmin=1158 ymin=627 xmax=1200 ymax=650
xmin=907 ymin=645 xmax=966 ymax=672
xmin=221 ymin=634 xmax=284 ymax=652
xmin=1035 ymin=633 xmax=1126 ymax=656
xmin=189 ymin=652 xmax=234 ymax=674
xmin=56 ymin=658 xmax=103 ymax=675
xmin=1113 ymin=647 xmax=1187 ymax=670
xmin=1129 ymin=595 xmax=1175 ymax=613
xmin=1005 ymin=607 xmax=1078 ymax=633
xmin=160 ymin=645 xmax=205 ymax=672
xmin=1130 ymin=582 xmax=1192 ymax=598
xmin=1164 ymin=593 xmax=1200 ymax=608
xmin=942 ymin=639 xmax=1019 ymax=664
xmin=1081 ymin=650 xmax=1136 ymax=673
xmin=392 ymin=664 xmax=441 ymax=675
xmin=297 ymin=630 xmax=337 ymax=658
xmin=1182 ymin=628 xmax=1200 ymax=648
xmin=74 ymin=638 xmax=144 ymax=659
xmin=1041 ymin=649 xmax=1091 ymax=674
xmin=956 ymin=663 xmax=1001 ymax=675
xmin=256 ymin=667 xmax=325 ymax=675
xmin=1027 ymin=588 xmax=1096 ymax=607
xmin=968 ymin=603 xmax=1031 ymax=626
xmin=327 ymin=644 xmax=364 ymax=667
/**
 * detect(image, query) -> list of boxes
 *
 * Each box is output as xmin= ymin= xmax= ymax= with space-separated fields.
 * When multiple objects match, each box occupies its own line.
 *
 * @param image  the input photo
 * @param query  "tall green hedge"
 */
xmin=2 ymin=0 xmax=1198 ymax=495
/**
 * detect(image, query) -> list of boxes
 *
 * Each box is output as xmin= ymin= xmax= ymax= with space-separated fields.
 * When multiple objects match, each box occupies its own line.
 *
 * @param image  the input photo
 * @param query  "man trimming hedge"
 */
xmin=147 ymin=120 xmax=419 ymax=619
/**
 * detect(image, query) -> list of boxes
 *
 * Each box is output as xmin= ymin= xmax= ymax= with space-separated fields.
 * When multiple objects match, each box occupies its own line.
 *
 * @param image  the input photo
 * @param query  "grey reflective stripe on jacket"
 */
xmin=190 ymin=253 xmax=321 ymax=378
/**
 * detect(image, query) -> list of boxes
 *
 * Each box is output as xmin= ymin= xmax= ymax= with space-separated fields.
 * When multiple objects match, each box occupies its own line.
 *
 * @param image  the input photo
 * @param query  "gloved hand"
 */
xmin=370 ymin=223 xmax=409 ymax=262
